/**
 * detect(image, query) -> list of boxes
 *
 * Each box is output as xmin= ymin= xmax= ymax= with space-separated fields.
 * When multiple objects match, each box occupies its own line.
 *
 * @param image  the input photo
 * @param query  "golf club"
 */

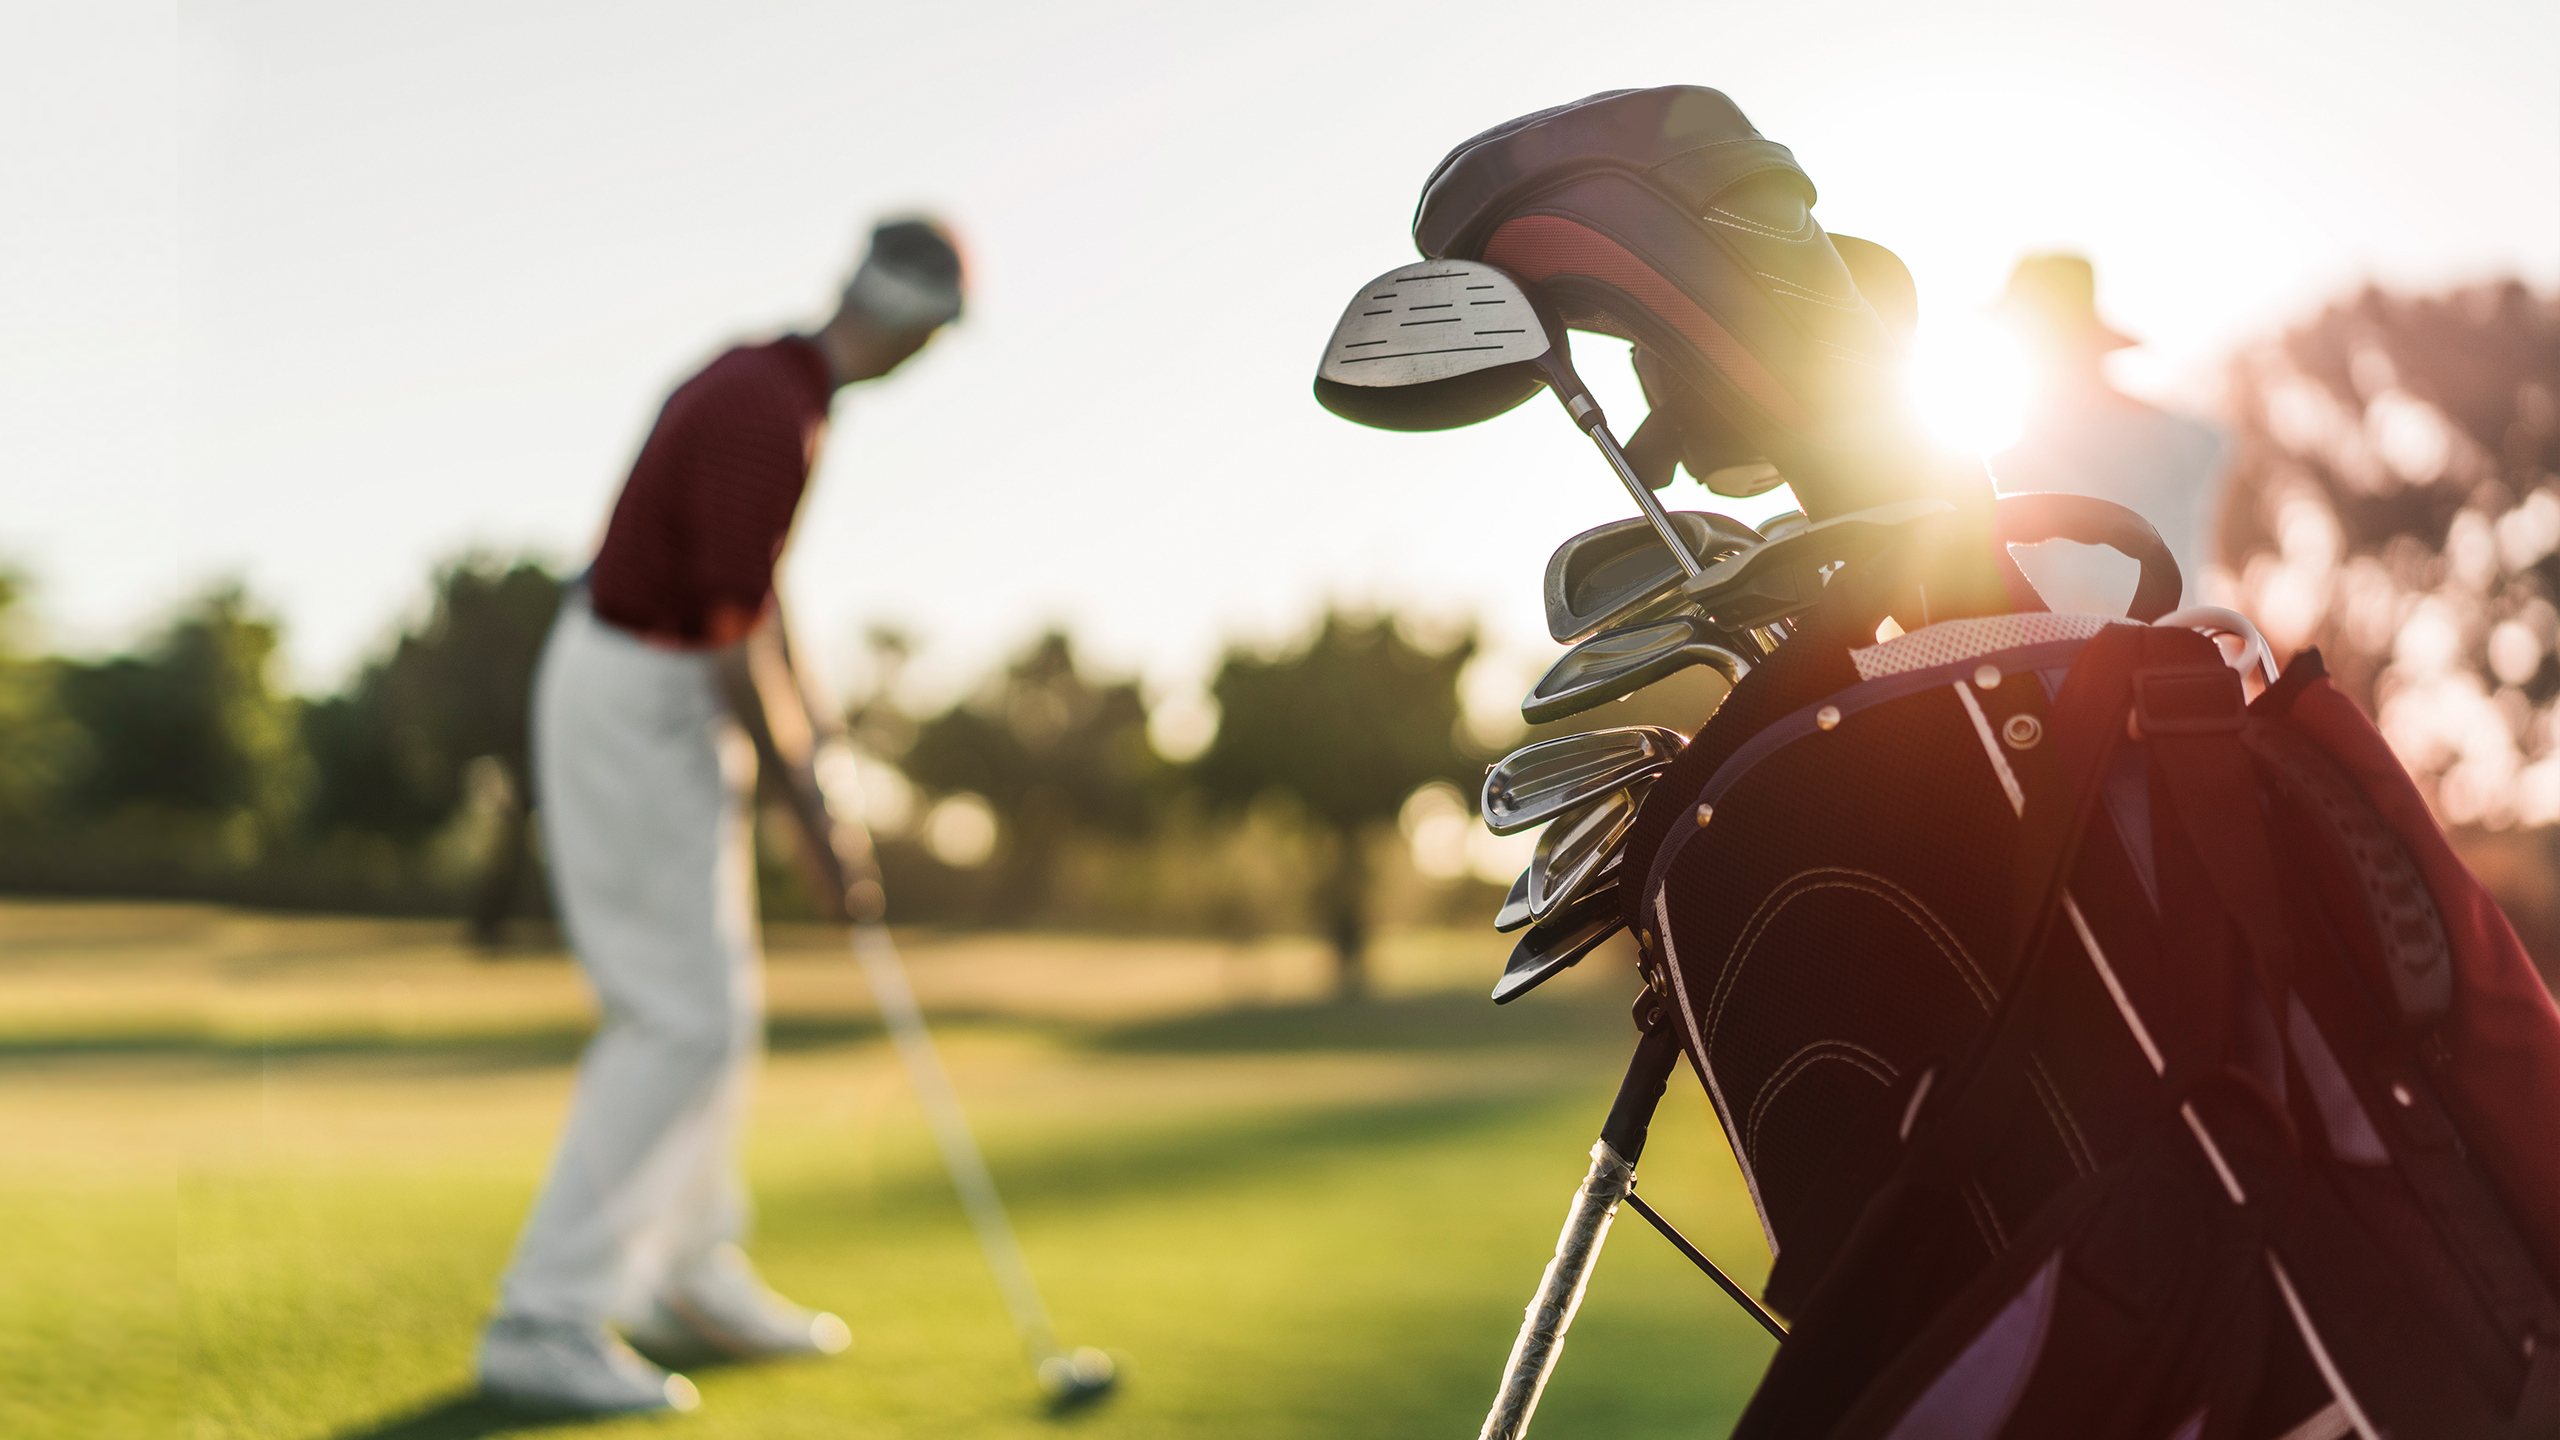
xmin=1545 ymin=513 xmax=1764 ymax=644
xmin=1483 ymin=726 xmax=1684 ymax=836
xmin=1527 ymin=781 xmax=1654 ymax=923
xmin=1314 ymin=260 xmax=1703 ymax=577
xmin=846 ymin=923 xmax=1117 ymax=1406
xmin=1495 ymin=868 xmax=1534 ymax=933
xmin=1523 ymin=616 xmax=1753 ymax=727
xmin=811 ymin=762 xmax=1117 ymax=1407
xmin=1493 ymin=885 xmax=1626 ymax=1004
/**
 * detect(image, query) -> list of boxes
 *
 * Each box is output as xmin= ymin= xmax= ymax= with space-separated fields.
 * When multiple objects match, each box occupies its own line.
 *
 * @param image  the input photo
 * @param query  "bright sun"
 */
xmin=1907 ymin=316 xmax=2033 ymax=458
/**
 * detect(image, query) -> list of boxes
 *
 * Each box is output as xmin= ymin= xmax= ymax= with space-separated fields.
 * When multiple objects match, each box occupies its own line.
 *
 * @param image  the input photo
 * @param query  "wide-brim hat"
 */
xmin=1991 ymin=253 xmax=2134 ymax=352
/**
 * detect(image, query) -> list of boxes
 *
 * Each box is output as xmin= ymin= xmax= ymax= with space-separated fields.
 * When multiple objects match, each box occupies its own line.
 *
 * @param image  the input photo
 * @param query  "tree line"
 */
xmin=0 ymin=564 xmax=1513 ymax=992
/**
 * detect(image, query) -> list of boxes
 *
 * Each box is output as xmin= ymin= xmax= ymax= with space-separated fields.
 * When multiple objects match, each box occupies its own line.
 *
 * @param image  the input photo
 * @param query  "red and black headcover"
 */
xmin=1414 ymin=86 xmax=1948 ymax=518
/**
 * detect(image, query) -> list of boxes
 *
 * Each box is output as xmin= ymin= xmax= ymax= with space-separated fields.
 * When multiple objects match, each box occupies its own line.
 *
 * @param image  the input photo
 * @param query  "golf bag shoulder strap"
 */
xmin=2271 ymin=659 xmax=2560 ymax=1293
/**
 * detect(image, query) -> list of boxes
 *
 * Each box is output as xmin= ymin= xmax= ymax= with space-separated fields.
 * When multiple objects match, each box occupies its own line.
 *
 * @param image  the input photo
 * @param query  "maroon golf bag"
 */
xmin=1388 ymin=83 xmax=2560 ymax=1439
xmin=1619 ymin=517 xmax=2560 ymax=1437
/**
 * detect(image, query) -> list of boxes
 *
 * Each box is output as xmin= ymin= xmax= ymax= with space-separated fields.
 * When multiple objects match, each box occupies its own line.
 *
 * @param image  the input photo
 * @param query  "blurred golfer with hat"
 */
xmin=477 ymin=217 xmax=965 ymax=1414
xmin=1990 ymin=253 xmax=2228 ymax=611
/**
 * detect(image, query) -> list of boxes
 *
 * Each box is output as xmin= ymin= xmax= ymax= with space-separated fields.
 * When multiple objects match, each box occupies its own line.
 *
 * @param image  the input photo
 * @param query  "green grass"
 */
xmin=0 ymin=904 xmax=1777 ymax=1438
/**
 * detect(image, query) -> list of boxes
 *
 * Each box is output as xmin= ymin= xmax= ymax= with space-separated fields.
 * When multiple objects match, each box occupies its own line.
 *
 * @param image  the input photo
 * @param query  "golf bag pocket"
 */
xmin=1634 ymin=605 xmax=2560 ymax=1437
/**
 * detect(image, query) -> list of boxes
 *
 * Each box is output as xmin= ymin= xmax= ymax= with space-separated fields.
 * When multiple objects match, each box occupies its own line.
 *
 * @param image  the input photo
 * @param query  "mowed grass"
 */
xmin=0 ymin=902 xmax=1777 ymax=1439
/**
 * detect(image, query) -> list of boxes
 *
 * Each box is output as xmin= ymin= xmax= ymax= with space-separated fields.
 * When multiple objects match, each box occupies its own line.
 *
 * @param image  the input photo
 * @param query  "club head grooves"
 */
xmin=1483 ymin=726 xmax=1684 ymax=836
xmin=1313 ymin=262 xmax=1559 ymax=432
xmin=1523 ymin=615 xmax=1753 ymax=726
xmin=1544 ymin=512 xmax=1764 ymax=644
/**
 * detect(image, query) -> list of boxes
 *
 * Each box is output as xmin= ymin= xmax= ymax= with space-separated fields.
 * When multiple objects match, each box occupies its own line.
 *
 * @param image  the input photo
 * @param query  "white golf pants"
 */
xmin=498 ymin=593 xmax=764 ymax=1326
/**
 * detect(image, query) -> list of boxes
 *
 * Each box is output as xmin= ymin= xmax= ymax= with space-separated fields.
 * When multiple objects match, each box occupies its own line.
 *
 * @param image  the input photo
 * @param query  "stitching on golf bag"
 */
xmin=1657 ymin=885 xmax=1783 ymax=1257
xmin=1756 ymin=270 xmax=1860 ymax=307
xmin=1961 ymin=1179 xmax=2007 ymax=1255
xmin=1810 ymin=337 xmax=1892 ymax=367
xmin=2025 ymin=1055 xmax=2097 ymax=1177
xmin=1703 ymin=205 xmax=1816 ymax=241
xmin=1746 ymin=1039 xmax=1901 ymax=1165
xmin=1702 ymin=870 xmax=1994 ymax=1059
xmin=1645 ymin=638 xmax=2099 ymax=908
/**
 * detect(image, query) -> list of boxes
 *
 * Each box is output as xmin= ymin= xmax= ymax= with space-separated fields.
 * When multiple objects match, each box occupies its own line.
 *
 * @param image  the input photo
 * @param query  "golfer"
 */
xmin=477 ymin=218 xmax=965 ymax=1414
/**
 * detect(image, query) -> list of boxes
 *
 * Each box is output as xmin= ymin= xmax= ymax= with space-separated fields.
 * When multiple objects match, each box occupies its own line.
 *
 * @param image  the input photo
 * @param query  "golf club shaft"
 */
xmin=849 ymin=921 xmax=1063 ymax=1365
xmin=1586 ymin=425 xmax=1704 ymax=580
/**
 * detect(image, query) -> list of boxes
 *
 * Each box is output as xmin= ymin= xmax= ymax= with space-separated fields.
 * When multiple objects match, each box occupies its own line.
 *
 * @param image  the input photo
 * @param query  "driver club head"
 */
xmin=1523 ymin=614 xmax=1754 ymax=727
xmin=1545 ymin=512 xmax=1766 ymax=644
xmin=1483 ymin=725 xmax=1684 ymax=836
xmin=1313 ymin=261 xmax=1562 ymax=431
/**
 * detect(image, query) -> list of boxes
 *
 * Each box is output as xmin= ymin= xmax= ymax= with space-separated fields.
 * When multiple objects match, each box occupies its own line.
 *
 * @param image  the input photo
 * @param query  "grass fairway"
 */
xmin=0 ymin=902 xmax=1777 ymax=1438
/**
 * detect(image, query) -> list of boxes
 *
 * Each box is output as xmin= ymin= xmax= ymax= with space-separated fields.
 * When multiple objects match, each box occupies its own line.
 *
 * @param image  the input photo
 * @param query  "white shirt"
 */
xmin=1992 ymin=389 xmax=2228 ymax=614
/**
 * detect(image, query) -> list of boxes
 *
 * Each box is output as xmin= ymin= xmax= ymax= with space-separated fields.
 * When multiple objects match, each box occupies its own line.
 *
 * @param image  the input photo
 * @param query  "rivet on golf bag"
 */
xmin=1974 ymin=664 xmax=2002 ymax=690
xmin=2003 ymin=713 xmax=2043 ymax=750
xmin=1816 ymin=705 xmax=1841 ymax=731
xmin=1695 ymin=803 xmax=1714 ymax=828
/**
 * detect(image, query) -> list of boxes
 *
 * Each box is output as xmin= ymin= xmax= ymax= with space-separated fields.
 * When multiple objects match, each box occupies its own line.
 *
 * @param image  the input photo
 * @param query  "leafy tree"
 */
xmin=901 ymin=630 xmax=1166 ymax=922
xmin=0 ymin=569 xmax=81 ymax=825
xmin=2221 ymin=281 xmax=2560 ymax=828
xmin=1193 ymin=609 xmax=1477 ymax=996
xmin=55 ymin=585 xmax=307 ymax=856
xmin=303 ymin=557 xmax=561 ymax=939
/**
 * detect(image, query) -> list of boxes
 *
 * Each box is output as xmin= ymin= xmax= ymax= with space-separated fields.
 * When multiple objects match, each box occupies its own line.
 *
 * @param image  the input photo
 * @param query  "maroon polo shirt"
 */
xmin=587 ymin=336 xmax=834 ymax=647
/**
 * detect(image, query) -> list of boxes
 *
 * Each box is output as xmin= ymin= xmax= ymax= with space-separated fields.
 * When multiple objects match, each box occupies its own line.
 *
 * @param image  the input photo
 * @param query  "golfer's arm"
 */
xmin=713 ymin=615 xmax=862 ymax=920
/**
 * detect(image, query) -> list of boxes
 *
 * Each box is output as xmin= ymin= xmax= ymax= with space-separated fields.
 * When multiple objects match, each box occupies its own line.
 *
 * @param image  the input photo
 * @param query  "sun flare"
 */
xmin=1907 ymin=316 xmax=2033 ymax=458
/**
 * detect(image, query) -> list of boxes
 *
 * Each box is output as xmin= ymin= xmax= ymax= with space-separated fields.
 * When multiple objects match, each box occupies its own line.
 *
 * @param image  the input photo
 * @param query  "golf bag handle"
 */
xmin=1993 ymin=492 xmax=2183 ymax=622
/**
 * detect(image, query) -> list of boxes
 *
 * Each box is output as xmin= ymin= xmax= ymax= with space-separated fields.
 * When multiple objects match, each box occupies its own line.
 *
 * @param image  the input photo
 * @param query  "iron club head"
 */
xmin=1523 ymin=615 xmax=1754 ymax=727
xmin=1484 ymin=726 xmax=1684 ymax=837
xmin=1545 ymin=513 xmax=1765 ymax=644
xmin=1527 ymin=780 xmax=1653 ymax=923
xmin=1492 ymin=887 xmax=1625 ymax=1004
xmin=1494 ymin=866 xmax=1534 ymax=933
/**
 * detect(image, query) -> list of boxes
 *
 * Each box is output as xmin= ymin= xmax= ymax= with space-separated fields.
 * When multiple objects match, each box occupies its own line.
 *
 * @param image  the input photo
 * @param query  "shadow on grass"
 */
xmin=0 ymin=983 xmax=1631 ymax=1076
xmin=0 ymin=1013 xmax=901 ymax=1074
xmin=1086 ymin=987 xmax=1630 ymax=1056
xmin=321 ymin=1390 xmax=601 ymax=1440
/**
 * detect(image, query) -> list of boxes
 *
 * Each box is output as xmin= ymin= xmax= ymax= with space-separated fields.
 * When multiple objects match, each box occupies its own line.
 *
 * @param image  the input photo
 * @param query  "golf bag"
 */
xmin=1622 ymin=510 xmax=2560 ymax=1438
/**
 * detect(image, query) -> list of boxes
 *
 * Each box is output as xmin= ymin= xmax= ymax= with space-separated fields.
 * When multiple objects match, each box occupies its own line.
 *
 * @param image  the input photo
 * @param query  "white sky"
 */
xmin=3 ymin=0 xmax=2555 ymax=712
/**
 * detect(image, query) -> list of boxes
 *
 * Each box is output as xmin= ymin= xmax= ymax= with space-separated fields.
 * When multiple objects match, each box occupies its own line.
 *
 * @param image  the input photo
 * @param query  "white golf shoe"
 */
xmin=477 ymin=1313 xmax=701 ymax=1414
xmin=623 ymin=1243 xmax=853 ymax=1366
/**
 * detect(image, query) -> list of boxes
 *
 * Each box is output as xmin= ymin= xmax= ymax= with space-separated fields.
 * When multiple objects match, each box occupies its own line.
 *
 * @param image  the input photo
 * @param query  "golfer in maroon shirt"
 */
xmin=478 ymin=219 xmax=964 ymax=1415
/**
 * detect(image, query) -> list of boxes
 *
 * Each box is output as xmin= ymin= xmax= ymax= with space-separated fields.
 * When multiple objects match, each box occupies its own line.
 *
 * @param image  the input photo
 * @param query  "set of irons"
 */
xmin=1478 ymin=510 xmax=1772 ymax=1002
xmin=1312 ymin=256 xmax=1954 ymax=1004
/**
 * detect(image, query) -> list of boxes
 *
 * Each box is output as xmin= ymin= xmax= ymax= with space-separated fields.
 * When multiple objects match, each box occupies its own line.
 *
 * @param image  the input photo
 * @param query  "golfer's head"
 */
xmin=837 ymin=216 xmax=966 ymax=376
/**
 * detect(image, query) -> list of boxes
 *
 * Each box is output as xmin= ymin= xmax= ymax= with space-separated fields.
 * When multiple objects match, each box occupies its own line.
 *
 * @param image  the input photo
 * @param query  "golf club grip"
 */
xmin=1479 ymin=1140 xmax=1635 ymax=1440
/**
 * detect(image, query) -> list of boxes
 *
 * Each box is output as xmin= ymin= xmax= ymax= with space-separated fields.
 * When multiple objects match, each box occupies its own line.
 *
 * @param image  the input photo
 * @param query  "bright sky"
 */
xmin=4 ymin=0 xmax=2555 ymax=716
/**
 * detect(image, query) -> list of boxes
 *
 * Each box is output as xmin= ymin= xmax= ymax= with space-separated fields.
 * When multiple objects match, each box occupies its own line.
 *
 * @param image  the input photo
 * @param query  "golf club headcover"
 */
xmin=1412 ymin=86 xmax=1974 ymax=519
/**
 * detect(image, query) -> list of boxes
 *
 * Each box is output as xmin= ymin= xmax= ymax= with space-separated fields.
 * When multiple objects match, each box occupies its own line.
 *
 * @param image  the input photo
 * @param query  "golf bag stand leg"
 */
xmin=1478 ymin=1019 xmax=1685 ymax=1440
